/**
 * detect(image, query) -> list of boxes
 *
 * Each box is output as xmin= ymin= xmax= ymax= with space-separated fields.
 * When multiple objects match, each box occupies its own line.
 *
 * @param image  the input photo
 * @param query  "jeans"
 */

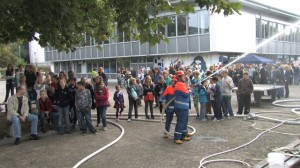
xmin=128 ymin=98 xmax=138 ymax=119
xmin=221 ymin=96 xmax=234 ymax=117
xmin=165 ymin=111 xmax=174 ymax=132
xmin=284 ymin=81 xmax=289 ymax=97
xmin=39 ymin=112 xmax=47 ymax=129
xmin=174 ymin=108 xmax=188 ymax=140
xmin=96 ymin=106 xmax=107 ymax=127
xmin=77 ymin=108 xmax=96 ymax=132
xmin=4 ymin=83 xmax=14 ymax=102
xmin=294 ymin=74 xmax=299 ymax=85
xmin=57 ymin=105 xmax=71 ymax=133
xmin=11 ymin=114 xmax=38 ymax=138
xmin=145 ymin=101 xmax=154 ymax=118
xmin=199 ymin=102 xmax=207 ymax=120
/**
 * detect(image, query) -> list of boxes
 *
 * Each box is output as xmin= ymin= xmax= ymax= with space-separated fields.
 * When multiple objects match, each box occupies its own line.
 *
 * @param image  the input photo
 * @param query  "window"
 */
xmin=104 ymin=60 xmax=110 ymax=73
xmin=110 ymin=59 xmax=116 ymax=73
xmin=177 ymin=15 xmax=186 ymax=36
xmin=199 ymin=10 xmax=209 ymax=34
xmin=261 ymin=20 xmax=269 ymax=39
xmin=188 ymin=13 xmax=198 ymax=35
xmin=167 ymin=16 xmax=176 ymax=37
xmin=291 ymin=28 xmax=297 ymax=42
xmin=158 ymin=24 xmax=166 ymax=36
xmin=75 ymin=62 xmax=82 ymax=73
xmin=54 ymin=62 xmax=60 ymax=73
xmin=278 ymin=24 xmax=284 ymax=41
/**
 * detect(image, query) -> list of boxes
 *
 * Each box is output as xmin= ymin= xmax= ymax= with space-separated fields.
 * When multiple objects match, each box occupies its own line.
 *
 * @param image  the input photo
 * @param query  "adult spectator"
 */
xmin=7 ymin=85 xmax=40 ymax=145
xmin=59 ymin=71 xmax=67 ymax=79
xmin=237 ymin=72 xmax=253 ymax=115
xmin=48 ymin=69 xmax=55 ymax=78
xmin=283 ymin=65 xmax=290 ymax=98
xmin=259 ymin=63 xmax=269 ymax=84
xmin=175 ymin=60 xmax=183 ymax=71
xmin=54 ymin=78 xmax=71 ymax=134
xmin=293 ymin=64 xmax=300 ymax=85
xmin=130 ymin=67 xmax=137 ymax=78
xmin=98 ymin=67 xmax=108 ymax=86
xmin=16 ymin=65 xmax=25 ymax=88
xmin=274 ymin=65 xmax=284 ymax=99
xmin=126 ymin=78 xmax=139 ymax=121
xmin=67 ymin=71 xmax=77 ymax=83
xmin=34 ymin=76 xmax=45 ymax=99
xmin=26 ymin=65 xmax=38 ymax=101
xmin=4 ymin=64 xmax=15 ymax=102
xmin=221 ymin=69 xmax=235 ymax=118
xmin=91 ymin=68 xmax=98 ymax=79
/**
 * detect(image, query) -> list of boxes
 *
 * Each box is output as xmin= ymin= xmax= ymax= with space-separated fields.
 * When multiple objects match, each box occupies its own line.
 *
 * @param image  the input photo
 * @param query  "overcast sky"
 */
xmin=252 ymin=0 xmax=300 ymax=15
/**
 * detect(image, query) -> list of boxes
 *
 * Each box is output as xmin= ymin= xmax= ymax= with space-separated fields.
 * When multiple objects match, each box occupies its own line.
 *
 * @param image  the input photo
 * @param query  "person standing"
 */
xmin=209 ymin=77 xmax=222 ymax=121
xmin=98 ymin=67 xmax=108 ymax=86
xmin=259 ymin=63 xmax=269 ymax=84
xmin=221 ymin=69 xmax=235 ymax=118
xmin=143 ymin=76 xmax=155 ymax=119
xmin=162 ymin=76 xmax=177 ymax=138
xmin=173 ymin=70 xmax=191 ymax=144
xmin=4 ymin=64 xmax=15 ymax=102
xmin=7 ymin=85 xmax=40 ymax=145
xmin=126 ymin=78 xmax=139 ymax=121
xmin=94 ymin=81 xmax=109 ymax=131
xmin=237 ymin=72 xmax=253 ymax=115
xmin=75 ymin=81 xmax=97 ymax=134
xmin=283 ymin=65 xmax=290 ymax=98
xmin=113 ymin=85 xmax=125 ymax=122
xmin=191 ymin=70 xmax=201 ymax=118
xmin=54 ymin=78 xmax=71 ymax=134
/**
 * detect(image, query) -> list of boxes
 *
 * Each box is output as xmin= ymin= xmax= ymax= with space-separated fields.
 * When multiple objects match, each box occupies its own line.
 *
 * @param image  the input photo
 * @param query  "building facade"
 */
xmin=41 ymin=0 xmax=300 ymax=79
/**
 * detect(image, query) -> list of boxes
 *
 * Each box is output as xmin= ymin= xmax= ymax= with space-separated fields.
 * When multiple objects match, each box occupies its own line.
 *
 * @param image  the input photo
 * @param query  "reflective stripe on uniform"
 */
xmin=175 ymin=100 xmax=189 ymax=106
xmin=175 ymin=132 xmax=182 ymax=134
xmin=167 ymin=106 xmax=174 ymax=109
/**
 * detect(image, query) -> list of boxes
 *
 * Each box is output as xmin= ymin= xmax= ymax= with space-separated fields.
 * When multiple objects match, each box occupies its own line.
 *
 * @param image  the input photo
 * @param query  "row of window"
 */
xmin=46 ymin=10 xmax=209 ymax=51
xmin=54 ymin=57 xmax=155 ymax=74
xmin=256 ymin=17 xmax=300 ymax=43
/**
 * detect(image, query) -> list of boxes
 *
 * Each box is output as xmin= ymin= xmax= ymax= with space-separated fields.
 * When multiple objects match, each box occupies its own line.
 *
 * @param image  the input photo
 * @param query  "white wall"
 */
xmin=29 ymin=33 xmax=45 ymax=64
xmin=210 ymin=11 xmax=256 ymax=53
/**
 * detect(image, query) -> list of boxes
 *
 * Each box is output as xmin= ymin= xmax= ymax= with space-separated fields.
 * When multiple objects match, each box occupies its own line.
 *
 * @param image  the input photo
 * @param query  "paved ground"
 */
xmin=0 ymin=81 xmax=300 ymax=168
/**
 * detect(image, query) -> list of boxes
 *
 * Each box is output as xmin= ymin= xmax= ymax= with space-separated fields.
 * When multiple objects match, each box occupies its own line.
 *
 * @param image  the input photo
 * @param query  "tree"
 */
xmin=0 ymin=0 xmax=240 ymax=51
xmin=0 ymin=43 xmax=27 ymax=68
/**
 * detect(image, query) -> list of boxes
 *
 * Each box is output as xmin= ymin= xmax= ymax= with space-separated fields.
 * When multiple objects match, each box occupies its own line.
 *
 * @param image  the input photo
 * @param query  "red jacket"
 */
xmin=38 ymin=97 xmax=53 ymax=113
xmin=94 ymin=87 xmax=109 ymax=107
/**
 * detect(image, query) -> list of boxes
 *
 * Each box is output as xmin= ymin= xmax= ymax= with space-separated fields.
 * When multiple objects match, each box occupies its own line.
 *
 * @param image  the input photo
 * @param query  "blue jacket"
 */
xmin=162 ymin=86 xmax=175 ymax=113
xmin=198 ymin=85 xmax=208 ymax=103
xmin=174 ymin=82 xmax=190 ymax=110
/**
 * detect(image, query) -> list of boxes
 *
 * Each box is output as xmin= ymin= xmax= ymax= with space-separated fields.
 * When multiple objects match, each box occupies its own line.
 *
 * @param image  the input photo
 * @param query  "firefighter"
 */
xmin=173 ymin=70 xmax=191 ymax=144
xmin=162 ymin=76 xmax=177 ymax=138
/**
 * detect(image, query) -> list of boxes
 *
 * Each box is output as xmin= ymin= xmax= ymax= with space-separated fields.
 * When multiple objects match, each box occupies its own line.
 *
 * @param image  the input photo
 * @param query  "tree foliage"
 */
xmin=0 ymin=43 xmax=27 ymax=67
xmin=0 ymin=0 xmax=240 ymax=51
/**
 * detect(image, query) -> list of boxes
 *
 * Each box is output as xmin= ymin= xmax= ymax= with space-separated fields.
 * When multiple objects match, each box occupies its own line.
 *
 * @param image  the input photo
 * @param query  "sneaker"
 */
xmin=151 ymin=116 xmax=155 ymax=119
xmin=91 ymin=130 xmax=97 ymax=134
xmin=29 ymin=134 xmax=40 ymax=140
xmin=145 ymin=116 xmax=150 ymax=119
xmin=201 ymin=119 xmax=207 ymax=121
xmin=174 ymin=140 xmax=183 ymax=144
xmin=181 ymin=137 xmax=191 ymax=141
xmin=187 ymin=133 xmax=193 ymax=137
xmin=127 ymin=119 xmax=131 ymax=122
xmin=213 ymin=118 xmax=220 ymax=122
xmin=116 ymin=118 xmax=119 ymax=122
xmin=103 ymin=127 xmax=107 ymax=131
xmin=41 ymin=128 xmax=47 ymax=133
xmin=229 ymin=116 xmax=235 ymax=119
xmin=236 ymin=113 xmax=242 ymax=115
xmin=14 ymin=138 xmax=20 ymax=145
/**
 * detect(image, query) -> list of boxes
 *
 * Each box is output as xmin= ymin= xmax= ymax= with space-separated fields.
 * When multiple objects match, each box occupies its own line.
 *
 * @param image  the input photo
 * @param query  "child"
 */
xmin=113 ymin=85 xmax=125 ymax=122
xmin=68 ymin=78 xmax=77 ymax=128
xmin=143 ymin=76 xmax=155 ymax=119
xmin=75 ymin=81 xmax=97 ymax=134
xmin=209 ymin=76 xmax=222 ymax=121
xmin=38 ymin=90 xmax=53 ymax=133
xmin=191 ymin=70 xmax=201 ymax=118
xmin=199 ymin=80 xmax=208 ymax=121
xmin=155 ymin=76 xmax=167 ymax=115
xmin=126 ymin=78 xmax=139 ymax=121
xmin=136 ymin=79 xmax=143 ymax=107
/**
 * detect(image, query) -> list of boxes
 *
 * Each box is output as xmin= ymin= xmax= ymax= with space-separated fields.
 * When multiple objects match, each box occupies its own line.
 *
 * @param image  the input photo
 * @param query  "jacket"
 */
xmin=238 ymin=78 xmax=253 ymax=95
xmin=38 ymin=97 xmax=53 ymax=113
xmin=94 ymin=87 xmax=109 ymax=107
xmin=162 ymin=85 xmax=175 ymax=113
xmin=174 ymin=81 xmax=190 ymax=110
xmin=221 ymin=76 xmax=235 ymax=96
xmin=75 ymin=89 xmax=92 ymax=109
xmin=127 ymin=84 xmax=138 ymax=100
xmin=198 ymin=85 xmax=208 ymax=103
xmin=7 ymin=95 xmax=29 ymax=121
xmin=143 ymin=83 xmax=154 ymax=96
xmin=54 ymin=86 xmax=71 ymax=107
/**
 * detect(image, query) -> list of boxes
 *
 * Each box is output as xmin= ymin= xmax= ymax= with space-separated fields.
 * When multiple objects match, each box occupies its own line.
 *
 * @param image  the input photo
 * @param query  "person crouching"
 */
xmin=75 ymin=81 xmax=97 ymax=134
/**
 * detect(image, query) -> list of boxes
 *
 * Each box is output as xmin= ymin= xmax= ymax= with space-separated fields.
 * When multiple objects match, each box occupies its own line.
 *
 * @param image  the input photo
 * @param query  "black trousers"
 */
xmin=128 ymin=98 xmax=138 ymax=119
xmin=237 ymin=93 xmax=251 ymax=114
xmin=284 ymin=81 xmax=289 ymax=97
xmin=211 ymin=100 xmax=222 ymax=120
xmin=4 ymin=83 xmax=14 ymax=102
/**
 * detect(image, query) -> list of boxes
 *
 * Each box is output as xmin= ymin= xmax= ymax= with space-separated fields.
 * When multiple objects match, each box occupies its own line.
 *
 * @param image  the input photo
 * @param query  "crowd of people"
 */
xmin=2 ymin=59 xmax=299 ymax=145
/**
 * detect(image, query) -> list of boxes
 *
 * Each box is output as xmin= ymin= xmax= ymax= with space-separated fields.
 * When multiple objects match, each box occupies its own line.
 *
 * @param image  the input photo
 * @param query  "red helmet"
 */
xmin=176 ymin=70 xmax=185 ymax=77
xmin=171 ymin=76 xmax=177 ymax=81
